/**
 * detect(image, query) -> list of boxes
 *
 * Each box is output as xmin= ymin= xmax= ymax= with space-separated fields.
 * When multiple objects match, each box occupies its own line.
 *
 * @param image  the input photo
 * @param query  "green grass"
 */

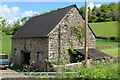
xmin=96 ymin=39 xmax=118 ymax=56
xmin=1 ymin=35 xmax=12 ymax=54
xmin=89 ymin=21 xmax=118 ymax=37
xmin=0 ymin=35 xmax=2 ymax=53
xmin=96 ymin=38 xmax=118 ymax=47
xmin=56 ymin=59 xmax=118 ymax=78
xmin=101 ymin=48 xmax=118 ymax=56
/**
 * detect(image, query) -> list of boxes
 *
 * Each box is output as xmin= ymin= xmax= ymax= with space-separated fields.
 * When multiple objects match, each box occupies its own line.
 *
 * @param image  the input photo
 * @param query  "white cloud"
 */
xmin=88 ymin=3 xmax=102 ymax=10
xmin=95 ymin=4 xmax=102 ymax=8
xmin=0 ymin=4 xmax=39 ymax=24
xmin=0 ymin=4 xmax=18 ymax=21
xmin=0 ymin=5 xmax=9 ymax=15
xmin=8 ymin=17 xmax=20 ymax=23
xmin=88 ymin=3 xmax=94 ymax=10
xmin=12 ymin=7 xmax=20 ymax=12
xmin=22 ymin=10 xmax=39 ymax=17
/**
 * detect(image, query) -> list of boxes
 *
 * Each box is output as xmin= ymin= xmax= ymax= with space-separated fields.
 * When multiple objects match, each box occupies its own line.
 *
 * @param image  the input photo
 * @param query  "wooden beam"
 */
xmin=84 ymin=0 xmax=88 ymax=67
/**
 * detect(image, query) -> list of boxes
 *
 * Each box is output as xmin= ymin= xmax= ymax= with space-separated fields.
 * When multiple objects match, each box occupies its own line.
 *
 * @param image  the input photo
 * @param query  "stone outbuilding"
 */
xmin=11 ymin=4 xmax=96 ymax=71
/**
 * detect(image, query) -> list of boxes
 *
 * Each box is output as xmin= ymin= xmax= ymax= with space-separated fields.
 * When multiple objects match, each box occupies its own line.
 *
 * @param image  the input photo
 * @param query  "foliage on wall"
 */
xmin=73 ymin=26 xmax=85 ymax=44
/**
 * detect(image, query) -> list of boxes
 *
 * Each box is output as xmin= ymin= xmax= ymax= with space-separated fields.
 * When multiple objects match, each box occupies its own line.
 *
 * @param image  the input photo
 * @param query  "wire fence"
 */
xmin=1 ymin=72 xmax=78 ymax=74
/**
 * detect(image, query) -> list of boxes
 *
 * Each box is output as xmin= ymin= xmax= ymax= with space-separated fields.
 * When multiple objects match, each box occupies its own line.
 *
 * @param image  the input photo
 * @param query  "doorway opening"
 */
xmin=21 ymin=50 xmax=30 ymax=65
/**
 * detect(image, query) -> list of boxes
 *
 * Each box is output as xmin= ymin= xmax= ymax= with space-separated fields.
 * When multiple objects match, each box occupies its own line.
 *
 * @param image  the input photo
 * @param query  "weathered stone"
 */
xmin=48 ymin=7 xmax=95 ymax=63
xmin=12 ymin=7 xmax=95 ymax=71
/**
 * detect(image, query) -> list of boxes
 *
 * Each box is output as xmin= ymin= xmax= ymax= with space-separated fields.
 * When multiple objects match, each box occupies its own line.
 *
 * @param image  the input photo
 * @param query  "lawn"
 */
xmin=0 ymin=35 xmax=2 ymax=53
xmin=96 ymin=38 xmax=118 ymax=48
xmin=101 ymin=48 xmax=118 ymax=56
xmin=96 ymin=39 xmax=118 ymax=56
xmin=89 ymin=21 xmax=118 ymax=37
xmin=1 ymin=35 xmax=12 ymax=54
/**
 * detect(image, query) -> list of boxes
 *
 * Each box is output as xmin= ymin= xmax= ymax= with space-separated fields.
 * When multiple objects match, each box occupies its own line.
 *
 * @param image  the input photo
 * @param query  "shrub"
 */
xmin=69 ymin=47 xmax=77 ymax=54
xmin=55 ymin=59 xmax=118 ymax=79
xmin=9 ymin=64 xmax=23 ymax=72
xmin=51 ymin=60 xmax=64 ymax=65
xmin=75 ymin=60 xmax=118 ymax=79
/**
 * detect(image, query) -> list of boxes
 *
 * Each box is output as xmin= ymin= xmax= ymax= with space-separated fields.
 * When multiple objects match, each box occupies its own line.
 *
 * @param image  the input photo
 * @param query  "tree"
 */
xmin=0 ymin=14 xmax=7 ymax=35
xmin=91 ymin=6 xmax=99 ymax=22
xmin=2 ymin=26 xmax=13 ymax=35
xmin=21 ymin=17 xmax=31 ymax=25
xmin=109 ymin=3 xmax=118 ymax=21
xmin=79 ymin=7 xmax=85 ymax=18
xmin=109 ymin=2 xmax=118 ymax=10
xmin=96 ymin=4 xmax=112 ymax=22
xmin=11 ymin=19 xmax=22 ymax=35
xmin=0 ymin=15 xmax=7 ymax=28
xmin=88 ymin=7 xmax=93 ymax=22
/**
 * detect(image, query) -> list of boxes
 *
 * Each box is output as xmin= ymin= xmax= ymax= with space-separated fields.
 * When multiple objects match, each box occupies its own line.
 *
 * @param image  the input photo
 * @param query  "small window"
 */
xmin=37 ymin=52 xmax=42 ymax=62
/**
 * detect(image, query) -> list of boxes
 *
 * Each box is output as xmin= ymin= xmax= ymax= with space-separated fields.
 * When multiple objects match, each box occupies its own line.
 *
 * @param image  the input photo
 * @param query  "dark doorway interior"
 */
xmin=21 ymin=50 xmax=30 ymax=65
xmin=23 ymin=52 xmax=30 ymax=65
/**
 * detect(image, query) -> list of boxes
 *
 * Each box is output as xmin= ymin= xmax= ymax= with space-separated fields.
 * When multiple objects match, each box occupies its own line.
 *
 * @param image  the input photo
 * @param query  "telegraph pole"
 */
xmin=84 ymin=0 xmax=88 ymax=67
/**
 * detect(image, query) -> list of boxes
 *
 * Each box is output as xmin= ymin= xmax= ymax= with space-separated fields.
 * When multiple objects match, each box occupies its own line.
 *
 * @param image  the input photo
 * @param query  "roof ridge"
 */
xmin=32 ymin=4 xmax=76 ymax=19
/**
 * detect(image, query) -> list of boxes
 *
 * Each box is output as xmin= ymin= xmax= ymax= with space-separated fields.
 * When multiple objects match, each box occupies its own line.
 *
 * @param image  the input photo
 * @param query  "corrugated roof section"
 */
xmin=12 ymin=5 xmax=76 ymax=38
xmin=74 ymin=48 xmax=113 ymax=60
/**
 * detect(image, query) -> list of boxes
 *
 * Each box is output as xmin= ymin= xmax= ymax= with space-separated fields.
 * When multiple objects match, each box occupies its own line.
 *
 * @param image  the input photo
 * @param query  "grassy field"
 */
xmin=96 ymin=38 xmax=118 ymax=46
xmin=0 ymin=36 xmax=2 ymax=53
xmin=89 ymin=21 xmax=118 ymax=37
xmin=1 ymin=35 xmax=12 ymax=54
xmin=101 ymin=48 xmax=118 ymax=56
xmin=95 ymin=39 xmax=118 ymax=56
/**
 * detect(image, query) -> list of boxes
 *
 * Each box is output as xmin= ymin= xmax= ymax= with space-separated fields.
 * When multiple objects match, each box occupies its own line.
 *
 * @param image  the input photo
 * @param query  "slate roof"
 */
xmin=74 ymin=48 xmax=113 ymax=60
xmin=12 ymin=5 xmax=76 ymax=38
xmin=12 ymin=4 xmax=95 ymax=38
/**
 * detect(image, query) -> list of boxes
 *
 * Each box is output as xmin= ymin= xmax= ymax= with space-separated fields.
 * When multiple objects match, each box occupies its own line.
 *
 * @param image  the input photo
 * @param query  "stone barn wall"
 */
xmin=48 ymin=7 xmax=95 ymax=63
xmin=12 ymin=37 xmax=49 ymax=71
xmin=11 ymin=7 xmax=95 ymax=71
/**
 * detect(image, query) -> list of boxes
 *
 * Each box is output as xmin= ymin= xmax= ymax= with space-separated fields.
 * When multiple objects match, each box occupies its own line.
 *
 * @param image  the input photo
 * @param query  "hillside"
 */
xmin=1 ymin=35 xmax=12 ymax=54
xmin=89 ymin=21 xmax=118 ymax=38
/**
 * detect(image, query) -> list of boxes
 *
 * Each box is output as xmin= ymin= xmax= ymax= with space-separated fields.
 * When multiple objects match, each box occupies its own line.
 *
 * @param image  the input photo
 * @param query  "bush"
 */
xmin=61 ymin=67 xmax=74 ymax=72
xmin=9 ymin=64 xmax=23 ymax=72
xmin=75 ymin=60 xmax=118 ymax=79
xmin=51 ymin=60 xmax=64 ymax=65
xmin=55 ymin=59 xmax=119 ymax=79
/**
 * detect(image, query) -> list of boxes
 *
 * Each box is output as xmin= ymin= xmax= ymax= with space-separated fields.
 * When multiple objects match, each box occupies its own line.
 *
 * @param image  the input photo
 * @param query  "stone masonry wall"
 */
xmin=48 ymin=7 xmax=95 ymax=63
xmin=12 ymin=7 xmax=95 ymax=71
xmin=12 ymin=37 xmax=49 ymax=71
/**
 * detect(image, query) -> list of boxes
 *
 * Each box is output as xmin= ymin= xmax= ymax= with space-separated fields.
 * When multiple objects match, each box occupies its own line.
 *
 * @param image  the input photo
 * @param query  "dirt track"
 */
xmin=0 ymin=69 xmax=35 ymax=79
